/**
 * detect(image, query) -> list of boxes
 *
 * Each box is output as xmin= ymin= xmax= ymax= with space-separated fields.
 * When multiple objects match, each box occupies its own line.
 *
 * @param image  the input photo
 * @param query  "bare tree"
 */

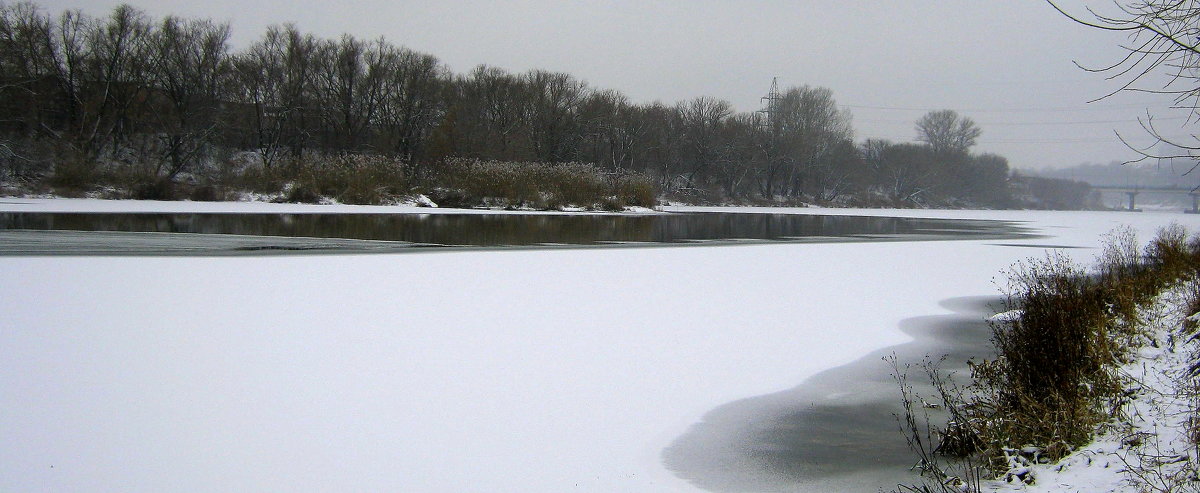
xmin=50 ymin=9 xmax=91 ymax=148
xmin=1049 ymin=1 xmax=1200 ymax=167
xmin=378 ymin=45 xmax=444 ymax=169
xmin=0 ymin=3 xmax=54 ymax=120
xmin=85 ymin=4 xmax=154 ymax=161
xmin=760 ymin=86 xmax=852 ymax=198
xmin=877 ymin=142 xmax=939 ymax=205
xmin=0 ymin=3 xmax=54 ymax=178
xmin=146 ymin=15 xmax=230 ymax=178
xmin=914 ymin=109 xmax=980 ymax=154
xmin=716 ymin=112 xmax=765 ymax=197
xmin=311 ymin=34 xmax=392 ymax=152
xmin=678 ymin=95 xmax=732 ymax=189
xmin=633 ymin=102 xmax=684 ymax=189
xmin=577 ymin=89 xmax=639 ymax=170
xmin=235 ymin=24 xmax=317 ymax=165
xmin=451 ymin=65 xmax=529 ymax=160
xmin=806 ymin=138 xmax=863 ymax=202
xmin=523 ymin=69 xmax=586 ymax=162
xmin=0 ymin=3 xmax=1029 ymax=205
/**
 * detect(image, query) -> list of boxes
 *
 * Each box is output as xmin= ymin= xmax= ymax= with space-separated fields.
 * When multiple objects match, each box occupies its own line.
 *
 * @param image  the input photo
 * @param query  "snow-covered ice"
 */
xmin=3 ymin=199 xmax=1200 ymax=491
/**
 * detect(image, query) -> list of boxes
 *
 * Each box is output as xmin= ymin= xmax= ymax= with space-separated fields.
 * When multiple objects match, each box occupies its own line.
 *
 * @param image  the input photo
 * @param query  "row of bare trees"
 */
xmin=1 ymin=2 xmax=1018 ymax=206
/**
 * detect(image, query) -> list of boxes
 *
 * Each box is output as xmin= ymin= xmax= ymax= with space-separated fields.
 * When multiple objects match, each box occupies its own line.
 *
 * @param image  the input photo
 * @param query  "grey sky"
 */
xmin=30 ymin=0 xmax=1188 ymax=170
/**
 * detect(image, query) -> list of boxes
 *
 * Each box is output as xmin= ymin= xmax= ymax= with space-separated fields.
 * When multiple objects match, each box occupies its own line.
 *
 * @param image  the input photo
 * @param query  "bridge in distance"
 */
xmin=1091 ymin=185 xmax=1200 ymax=213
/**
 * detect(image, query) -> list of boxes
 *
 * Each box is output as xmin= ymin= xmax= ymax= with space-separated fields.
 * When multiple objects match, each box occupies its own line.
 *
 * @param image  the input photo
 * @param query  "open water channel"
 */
xmin=0 ymin=211 xmax=1032 ymax=255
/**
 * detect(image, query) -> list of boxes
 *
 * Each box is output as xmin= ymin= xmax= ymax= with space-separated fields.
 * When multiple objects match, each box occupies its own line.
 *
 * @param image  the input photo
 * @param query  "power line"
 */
xmin=841 ymin=102 xmax=1183 ymax=113
xmin=871 ymin=135 xmax=1191 ymax=145
xmin=982 ymin=137 xmax=1147 ymax=144
xmin=856 ymin=116 xmax=1192 ymax=127
xmin=981 ymin=135 xmax=1193 ymax=144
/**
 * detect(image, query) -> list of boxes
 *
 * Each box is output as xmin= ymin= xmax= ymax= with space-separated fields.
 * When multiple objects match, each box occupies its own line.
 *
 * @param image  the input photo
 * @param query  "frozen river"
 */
xmin=3 ymin=199 xmax=1199 ymax=492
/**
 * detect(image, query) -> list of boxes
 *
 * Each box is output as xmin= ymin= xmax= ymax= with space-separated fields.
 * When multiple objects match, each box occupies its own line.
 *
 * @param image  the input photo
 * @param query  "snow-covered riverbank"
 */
xmin=982 ymin=281 xmax=1200 ymax=493
xmin=3 ymin=199 xmax=1200 ymax=491
xmin=0 ymin=196 xmax=661 ymax=215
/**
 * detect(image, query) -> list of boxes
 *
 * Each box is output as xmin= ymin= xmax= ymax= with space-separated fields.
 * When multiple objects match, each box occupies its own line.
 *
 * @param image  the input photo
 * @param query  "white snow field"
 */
xmin=3 ymin=198 xmax=1200 ymax=492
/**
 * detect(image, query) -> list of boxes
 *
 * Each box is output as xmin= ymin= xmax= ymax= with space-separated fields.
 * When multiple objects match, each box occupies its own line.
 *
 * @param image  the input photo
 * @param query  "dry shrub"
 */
xmin=1098 ymin=226 xmax=1143 ymax=280
xmin=37 ymin=149 xmax=656 ymax=208
xmin=1183 ymin=276 xmax=1200 ymax=332
xmin=47 ymin=153 xmax=100 ymax=194
xmin=130 ymin=178 xmax=177 ymax=200
xmin=232 ymin=152 xmax=408 ymax=204
xmin=901 ymin=225 xmax=1200 ymax=482
xmin=227 ymin=154 xmax=288 ymax=194
xmin=188 ymin=185 xmax=221 ymax=202
xmin=615 ymin=173 xmax=657 ymax=207
xmin=1146 ymin=223 xmax=1190 ymax=271
xmin=890 ymin=356 xmax=986 ymax=493
xmin=294 ymin=153 xmax=407 ymax=205
xmin=969 ymin=254 xmax=1118 ymax=469
xmin=436 ymin=158 xmax=656 ymax=209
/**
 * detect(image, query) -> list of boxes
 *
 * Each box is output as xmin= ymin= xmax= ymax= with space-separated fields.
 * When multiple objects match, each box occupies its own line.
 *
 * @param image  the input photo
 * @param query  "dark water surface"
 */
xmin=0 ymin=212 xmax=1033 ymax=255
xmin=662 ymin=296 xmax=1001 ymax=492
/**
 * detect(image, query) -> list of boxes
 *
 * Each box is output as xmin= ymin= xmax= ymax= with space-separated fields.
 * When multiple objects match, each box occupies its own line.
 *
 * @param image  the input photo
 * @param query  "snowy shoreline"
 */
xmin=0 ymin=196 xmax=663 ymax=215
xmin=983 ymin=280 xmax=1200 ymax=492
xmin=0 ymin=196 xmax=1123 ymax=219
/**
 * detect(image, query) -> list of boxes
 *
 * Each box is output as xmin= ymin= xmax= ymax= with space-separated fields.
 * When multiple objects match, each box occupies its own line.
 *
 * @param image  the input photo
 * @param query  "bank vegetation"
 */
xmin=897 ymin=224 xmax=1200 ymax=492
xmin=0 ymin=2 xmax=1092 ymax=209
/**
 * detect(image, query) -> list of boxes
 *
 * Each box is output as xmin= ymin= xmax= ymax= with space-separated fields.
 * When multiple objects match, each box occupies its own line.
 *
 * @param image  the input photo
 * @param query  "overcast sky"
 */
xmin=28 ymin=0 xmax=1193 ymax=170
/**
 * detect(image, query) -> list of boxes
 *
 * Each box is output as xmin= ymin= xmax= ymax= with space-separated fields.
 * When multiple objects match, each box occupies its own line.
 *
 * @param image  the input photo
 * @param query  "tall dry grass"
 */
xmin=896 ymin=224 xmax=1200 ymax=490
xmin=435 ymin=158 xmax=656 ymax=210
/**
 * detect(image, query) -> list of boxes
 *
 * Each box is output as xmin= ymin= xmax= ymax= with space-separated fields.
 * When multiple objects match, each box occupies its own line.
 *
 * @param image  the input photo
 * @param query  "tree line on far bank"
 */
xmin=0 ymin=2 xmax=1092 ymax=209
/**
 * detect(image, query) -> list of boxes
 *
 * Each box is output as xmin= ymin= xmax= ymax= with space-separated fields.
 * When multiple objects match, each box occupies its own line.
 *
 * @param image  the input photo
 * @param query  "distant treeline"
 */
xmin=0 ymin=2 xmax=1093 ymax=208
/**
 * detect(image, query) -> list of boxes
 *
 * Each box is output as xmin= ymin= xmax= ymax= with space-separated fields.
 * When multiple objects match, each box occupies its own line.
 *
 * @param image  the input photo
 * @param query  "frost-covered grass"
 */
xmin=435 ymin=158 xmax=656 ymax=210
xmin=3 ymin=200 xmax=1200 ymax=492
